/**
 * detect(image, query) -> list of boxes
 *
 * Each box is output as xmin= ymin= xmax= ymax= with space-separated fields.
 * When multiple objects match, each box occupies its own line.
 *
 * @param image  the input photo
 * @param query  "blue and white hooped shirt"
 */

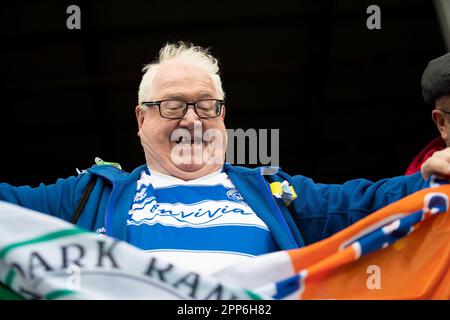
xmin=126 ymin=167 xmax=279 ymax=275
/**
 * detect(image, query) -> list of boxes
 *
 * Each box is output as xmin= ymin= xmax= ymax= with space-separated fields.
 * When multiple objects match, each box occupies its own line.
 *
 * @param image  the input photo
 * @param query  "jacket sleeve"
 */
xmin=290 ymin=172 xmax=426 ymax=245
xmin=0 ymin=173 xmax=91 ymax=222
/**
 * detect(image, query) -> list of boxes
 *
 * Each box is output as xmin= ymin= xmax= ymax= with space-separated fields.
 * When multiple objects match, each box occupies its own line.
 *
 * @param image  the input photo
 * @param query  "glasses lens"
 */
xmin=196 ymin=100 xmax=220 ymax=118
xmin=160 ymin=101 xmax=186 ymax=118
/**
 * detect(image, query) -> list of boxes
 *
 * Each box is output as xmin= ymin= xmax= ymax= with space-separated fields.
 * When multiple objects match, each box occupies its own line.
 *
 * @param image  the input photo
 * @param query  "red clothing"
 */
xmin=405 ymin=137 xmax=446 ymax=175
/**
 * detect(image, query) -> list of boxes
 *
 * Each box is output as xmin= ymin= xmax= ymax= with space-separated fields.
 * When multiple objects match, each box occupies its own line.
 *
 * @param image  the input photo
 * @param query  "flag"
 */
xmin=1 ymin=177 xmax=450 ymax=299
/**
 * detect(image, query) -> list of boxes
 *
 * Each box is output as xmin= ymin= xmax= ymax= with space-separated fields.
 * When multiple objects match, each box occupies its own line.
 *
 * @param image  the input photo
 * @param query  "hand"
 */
xmin=421 ymin=147 xmax=450 ymax=180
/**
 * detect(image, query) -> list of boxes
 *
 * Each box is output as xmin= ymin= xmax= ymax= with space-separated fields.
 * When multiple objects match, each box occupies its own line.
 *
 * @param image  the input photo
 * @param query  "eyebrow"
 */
xmin=161 ymin=92 xmax=215 ymax=101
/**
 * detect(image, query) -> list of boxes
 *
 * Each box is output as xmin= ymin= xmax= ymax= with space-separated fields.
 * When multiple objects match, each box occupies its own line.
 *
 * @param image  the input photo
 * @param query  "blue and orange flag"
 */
xmin=211 ymin=178 xmax=450 ymax=300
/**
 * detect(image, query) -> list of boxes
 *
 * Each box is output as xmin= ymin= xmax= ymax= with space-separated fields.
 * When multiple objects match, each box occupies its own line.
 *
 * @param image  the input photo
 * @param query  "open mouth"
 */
xmin=174 ymin=136 xmax=205 ymax=145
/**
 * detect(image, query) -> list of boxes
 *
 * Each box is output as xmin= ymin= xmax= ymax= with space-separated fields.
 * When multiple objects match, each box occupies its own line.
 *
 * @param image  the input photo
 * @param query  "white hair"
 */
xmin=138 ymin=42 xmax=225 ymax=105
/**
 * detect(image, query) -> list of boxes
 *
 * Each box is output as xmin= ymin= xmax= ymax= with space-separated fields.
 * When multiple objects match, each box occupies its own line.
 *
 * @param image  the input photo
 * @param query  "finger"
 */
xmin=421 ymin=158 xmax=450 ymax=179
xmin=434 ymin=150 xmax=450 ymax=162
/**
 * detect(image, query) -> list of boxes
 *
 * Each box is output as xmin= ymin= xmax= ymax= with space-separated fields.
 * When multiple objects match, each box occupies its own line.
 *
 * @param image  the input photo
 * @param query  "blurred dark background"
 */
xmin=0 ymin=0 xmax=446 ymax=186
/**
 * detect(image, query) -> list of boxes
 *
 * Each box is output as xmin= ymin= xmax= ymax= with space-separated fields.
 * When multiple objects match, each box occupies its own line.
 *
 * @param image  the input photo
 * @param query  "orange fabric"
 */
xmin=286 ymin=185 xmax=450 ymax=299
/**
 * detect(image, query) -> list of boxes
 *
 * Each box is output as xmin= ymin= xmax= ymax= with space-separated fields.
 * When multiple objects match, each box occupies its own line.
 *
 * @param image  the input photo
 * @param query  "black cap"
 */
xmin=422 ymin=52 xmax=450 ymax=105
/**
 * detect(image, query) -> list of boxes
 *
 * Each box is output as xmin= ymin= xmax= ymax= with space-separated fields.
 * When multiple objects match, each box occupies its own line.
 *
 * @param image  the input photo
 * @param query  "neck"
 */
xmin=146 ymin=160 xmax=223 ymax=181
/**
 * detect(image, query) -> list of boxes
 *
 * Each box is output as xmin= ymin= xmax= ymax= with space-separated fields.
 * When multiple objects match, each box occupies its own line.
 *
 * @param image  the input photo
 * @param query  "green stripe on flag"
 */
xmin=0 ymin=228 xmax=88 ymax=259
xmin=0 ymin=283 xmax=24 ymax=300
xmin=5 ymin=269 xmax=15 ymax=287
xmin=245 ymin=289 xmax=264 ymax=300
xmin=45 ymin=289 xmax=77 ymax=300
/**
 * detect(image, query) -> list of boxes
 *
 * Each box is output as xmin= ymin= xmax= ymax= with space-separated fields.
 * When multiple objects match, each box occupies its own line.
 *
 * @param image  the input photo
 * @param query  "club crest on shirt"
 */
xmin=226 ymin=188 xmax=246 ymax=205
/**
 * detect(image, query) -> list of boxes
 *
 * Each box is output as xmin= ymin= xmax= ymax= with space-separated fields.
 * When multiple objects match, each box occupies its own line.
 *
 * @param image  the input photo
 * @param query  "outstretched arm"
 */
xmin=0 ymin=174 xmax=90 ymax=221
xmin=290 ymin=171 xmax=425 ymax=245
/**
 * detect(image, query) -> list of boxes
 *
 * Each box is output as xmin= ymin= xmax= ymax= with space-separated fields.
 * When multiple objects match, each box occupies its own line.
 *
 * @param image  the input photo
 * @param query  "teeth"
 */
xmin=174 ymin=137 xmax=203 ymax=144
xmin=172 ymin=134 xmax=206 ymax=144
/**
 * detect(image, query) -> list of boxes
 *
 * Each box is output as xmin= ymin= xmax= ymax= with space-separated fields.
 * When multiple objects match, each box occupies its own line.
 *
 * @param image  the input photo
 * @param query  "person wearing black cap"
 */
xmin=406 ymin=52 xmax=450 ymax=175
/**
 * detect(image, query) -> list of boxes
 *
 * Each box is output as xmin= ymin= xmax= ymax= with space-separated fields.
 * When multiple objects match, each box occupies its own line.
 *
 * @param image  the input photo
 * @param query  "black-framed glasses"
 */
xmin=439 ymin=109 xmax=450 ymax=115
xmin=141 ymin=99 xmax=224 ymax=119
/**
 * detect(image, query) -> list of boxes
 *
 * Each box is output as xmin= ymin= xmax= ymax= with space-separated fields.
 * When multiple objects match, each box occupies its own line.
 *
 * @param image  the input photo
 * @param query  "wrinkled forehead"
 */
xmin=152 ymin=61 xmax=218 ymax=100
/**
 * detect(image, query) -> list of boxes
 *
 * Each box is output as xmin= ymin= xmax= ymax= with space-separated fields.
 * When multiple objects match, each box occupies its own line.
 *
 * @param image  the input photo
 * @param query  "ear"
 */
xmin=221 ymin=105 xmax=226 ymax=120
xmin=135 ymin=105 xmax=145 ymax=133
xmin=432 ymin=109 xmax=448 ymax=141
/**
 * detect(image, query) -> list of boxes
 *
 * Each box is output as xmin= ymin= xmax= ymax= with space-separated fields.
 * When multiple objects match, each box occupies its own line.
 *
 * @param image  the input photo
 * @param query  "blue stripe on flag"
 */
xmin=274 ymin=274 xmax=301 ymax=299
xmin=358 ymin=210 xmax=424 ymax=256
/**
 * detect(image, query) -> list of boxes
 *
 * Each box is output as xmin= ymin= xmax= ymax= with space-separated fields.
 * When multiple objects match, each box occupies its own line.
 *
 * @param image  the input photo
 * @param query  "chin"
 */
xmin=174 ymin=163 xmax=205 ymax=172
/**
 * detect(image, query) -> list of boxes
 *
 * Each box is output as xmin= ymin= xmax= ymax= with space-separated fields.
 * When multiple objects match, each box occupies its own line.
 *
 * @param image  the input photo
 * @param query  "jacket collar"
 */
xmin=87 ymin=164 xmax=146 ymax=185
xmin=87 ymin=163 xmax=259 ymax=183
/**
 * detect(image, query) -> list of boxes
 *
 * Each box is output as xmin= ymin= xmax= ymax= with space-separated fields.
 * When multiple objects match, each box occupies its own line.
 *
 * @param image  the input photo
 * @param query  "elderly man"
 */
xmin=406 ymin=52 xmax=450 ymax=175
xmin=1 ymin=42 xmax=450 ymax=275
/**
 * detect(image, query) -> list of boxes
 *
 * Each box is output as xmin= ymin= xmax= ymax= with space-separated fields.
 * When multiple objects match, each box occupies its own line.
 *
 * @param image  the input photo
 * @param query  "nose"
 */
xmin=179 ymin=107 xmax=200 ymax=130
